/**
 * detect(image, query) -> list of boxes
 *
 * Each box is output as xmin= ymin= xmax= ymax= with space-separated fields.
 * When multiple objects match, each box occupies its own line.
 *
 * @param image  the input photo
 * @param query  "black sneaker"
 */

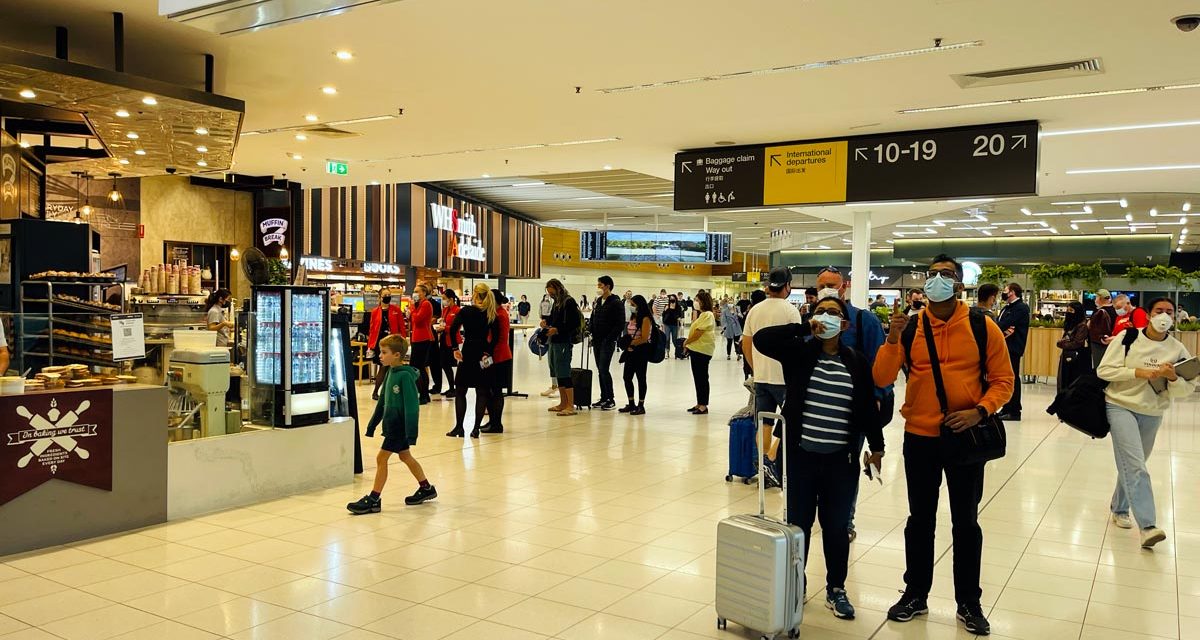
xmin=762 ymin=458 xmax=782 ymax=489
xmin=480 ymin=424 xmax=504 ymax=434
xmin=630 ymin=404 xmax=646 ymax=415
xmin=887 ymin=593 xmax=929 ymax=622
xmin=848 ymin=526 xmax=857 ymax=543
xmin=600 ymin=399 xmax=617 ymax=411
xmin=956 ymin=603 xmax=991 ymax=636
xmin=346 ymin=494 xmax=381 ymax=515
xmin=419 ymin=396 xmax=431 ymax=405
xmin=618 ymin=403 xmax=637 ymax=413
xmin=405 ymin=485 xmax=438 ymax=505
xmin=591 ymin=400 xmax=606 ymax=409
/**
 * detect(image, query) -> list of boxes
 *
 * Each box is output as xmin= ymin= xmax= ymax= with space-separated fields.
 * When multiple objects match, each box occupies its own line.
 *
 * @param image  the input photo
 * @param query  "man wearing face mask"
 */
xmin=996 ymin=283 xmax=1031 ymax=421
xmin=814 ymin=266 xmax=890 ymax=543
xmin=590 ymin=276 xmax=625 ymax=410
xmin=1111 ymin=294 xmax=1149 ymax=336
xmin=873 ymin=254 xmax=1014 ymax=637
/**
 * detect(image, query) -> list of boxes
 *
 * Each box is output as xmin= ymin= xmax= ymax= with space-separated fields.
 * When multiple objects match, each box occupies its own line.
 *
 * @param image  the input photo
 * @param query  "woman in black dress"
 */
xmin=447 ymin=283 xmax=500 ymax=439
xmin=1056 ymin=301 xmax=1093 ymax=392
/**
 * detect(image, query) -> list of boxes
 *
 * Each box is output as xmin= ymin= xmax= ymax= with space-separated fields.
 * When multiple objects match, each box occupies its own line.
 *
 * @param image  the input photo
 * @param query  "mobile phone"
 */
xmin=481 ymin=354 xmax=494 ymax=369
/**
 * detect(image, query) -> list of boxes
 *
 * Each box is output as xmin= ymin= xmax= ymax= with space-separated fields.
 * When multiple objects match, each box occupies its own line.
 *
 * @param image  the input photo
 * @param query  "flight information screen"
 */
xmin=579 ymin=231 xmax=732 ymax=263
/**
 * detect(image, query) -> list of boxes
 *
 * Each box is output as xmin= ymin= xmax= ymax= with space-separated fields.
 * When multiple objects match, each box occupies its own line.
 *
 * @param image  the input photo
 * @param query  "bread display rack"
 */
xmin=18 ymin=280 xmax=126 ymax=372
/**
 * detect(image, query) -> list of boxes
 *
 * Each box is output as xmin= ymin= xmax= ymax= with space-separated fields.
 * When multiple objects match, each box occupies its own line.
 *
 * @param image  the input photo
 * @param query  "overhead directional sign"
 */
xmin=674 ymin=120 xmax=1038 ymax=210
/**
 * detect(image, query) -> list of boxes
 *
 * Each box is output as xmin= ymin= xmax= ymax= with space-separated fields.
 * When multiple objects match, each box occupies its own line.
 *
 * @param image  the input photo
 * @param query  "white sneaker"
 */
xmin=540 ymin=386 xmax=558 ymax=397
xmin=1140 ymin=527 xmax=1167 ymax=549
xmin=1111 ymin=513 xmax=1134 ymax=529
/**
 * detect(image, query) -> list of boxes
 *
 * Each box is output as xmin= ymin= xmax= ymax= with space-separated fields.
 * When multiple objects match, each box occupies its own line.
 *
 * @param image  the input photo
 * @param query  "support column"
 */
xmin=851 ymin=211 xmax=871 ymax=309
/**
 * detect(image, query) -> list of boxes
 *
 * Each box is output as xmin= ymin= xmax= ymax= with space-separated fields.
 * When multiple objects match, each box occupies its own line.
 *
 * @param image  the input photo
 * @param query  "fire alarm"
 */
xmin=137 ymin=224 xmax=145 ymax=238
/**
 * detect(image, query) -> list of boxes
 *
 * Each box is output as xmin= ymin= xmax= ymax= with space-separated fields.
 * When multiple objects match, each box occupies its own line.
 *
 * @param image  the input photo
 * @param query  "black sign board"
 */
xmin=674 ymin=120 xmax=1039 ymax=210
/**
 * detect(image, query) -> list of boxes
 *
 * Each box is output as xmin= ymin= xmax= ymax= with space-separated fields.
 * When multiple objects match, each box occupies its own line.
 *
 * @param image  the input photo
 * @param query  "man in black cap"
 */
xmin=741 ymin=266 xmax=802 ymax=488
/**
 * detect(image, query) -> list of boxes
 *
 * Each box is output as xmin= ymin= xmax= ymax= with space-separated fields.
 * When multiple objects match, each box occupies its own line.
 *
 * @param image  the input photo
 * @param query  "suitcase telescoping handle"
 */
xmin=756 ymin=411 xmax=787 ymax=521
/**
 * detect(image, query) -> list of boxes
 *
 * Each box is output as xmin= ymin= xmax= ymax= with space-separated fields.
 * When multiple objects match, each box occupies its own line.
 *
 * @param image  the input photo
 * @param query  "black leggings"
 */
xmin=455 ymin=385 xmax=490 ymax=431
xmin=726 ymin=338 xmax=736 ymax=356
xmin=440 ymin=345 xmax=457 ymax=392
xmin=410 ymin=341 xmax=434 ymax=398
xmin=690 ymin=352 xmax=711 ymax=405
xmin=623 ymin=352 xmax=649 ymax=403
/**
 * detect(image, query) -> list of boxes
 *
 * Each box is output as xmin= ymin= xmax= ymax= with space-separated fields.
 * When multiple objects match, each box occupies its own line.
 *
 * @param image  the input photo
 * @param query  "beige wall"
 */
xmin=140 ymin=176 xmax=254 ymax=299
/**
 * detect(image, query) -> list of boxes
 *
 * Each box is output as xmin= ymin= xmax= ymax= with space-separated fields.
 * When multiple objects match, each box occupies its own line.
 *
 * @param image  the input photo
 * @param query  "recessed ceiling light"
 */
xmin=18 ymin=141 xmax=30 ymax=148
xmin=118 ymin=159 xmax=129 ymax=165
xmin=295 ymin=134 xmax=307 ymax=141
xmin=126 ymin=132 xmax=139 ymax=139
xmin=1020 ymin=208 xmax=1032 ymax=216
xmin=305 ymin=114 xmax=319 ymax=122
xmin=291 ymin=153 xmax=303 ymax=160
xmin=370 ymin=180 xmax=380 ymax=185
xmin=196 ymin=145 xmax=208 ymax=153
xmin=481 ymin=173 xmax=490 ymax=178
xmin=1185 ymin=202 xmax=1193 ymax=212
xmin=197 ymin=160 xmax=207 ymax=167
xmin=1070 ymin=223 xmax=1080 ymax=231
xmin=1083 ymin=205 xmax=1093 ymax=214
xmin=321 ymin=86 xmax=337 ymax=95
xmin=115 ymin=109 xmax=130 ymax=118
xmin=18 ymin=89 xmax=36 ymax=99
xmin=134 ymin=149 xmax=146 ymax=155
xmin=142 ymin=96 xmax=158 ymax=105
xmin=602 ymin=165 xmax=613 ymax=170
xmin=335 ymin=50 xmax=353 ymax=60
xmin=1120 ymin=198 xmax=1128 ymax=208
xmin=1125 ymin=213 xmax=1134 ymax=222
xmin=1150 ymin=208 xmax=1158 ymax=217
xmin=195 ymin=127 xmax=208 ymax=135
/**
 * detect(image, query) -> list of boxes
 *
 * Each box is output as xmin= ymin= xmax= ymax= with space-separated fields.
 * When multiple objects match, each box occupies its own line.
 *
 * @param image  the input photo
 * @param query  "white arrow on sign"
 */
xmin=1012 ymin=134 xmax=1028 ymax=149
xmin=681 ymin=161 xmax=693 ymax=173
xmin=854 ymin=148 xmax=868 ymax=161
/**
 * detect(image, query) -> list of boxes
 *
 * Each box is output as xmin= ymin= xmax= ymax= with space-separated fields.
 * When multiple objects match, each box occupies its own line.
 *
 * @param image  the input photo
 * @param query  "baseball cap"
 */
xmin=1097 ymin=288 xmax=1112 ymax=299
xmin=767 ymin=267 xmax=793 ymax=290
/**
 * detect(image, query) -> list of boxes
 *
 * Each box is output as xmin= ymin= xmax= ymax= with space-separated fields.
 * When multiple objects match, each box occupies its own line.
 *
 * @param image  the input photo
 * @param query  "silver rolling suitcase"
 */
xmin=715 ymin=411 xmax=804 ymax=639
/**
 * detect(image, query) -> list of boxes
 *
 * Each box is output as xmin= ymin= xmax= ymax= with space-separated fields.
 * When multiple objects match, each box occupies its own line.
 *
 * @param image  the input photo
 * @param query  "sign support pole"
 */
xmin=851 ymin=211 xmax=871 ymax=309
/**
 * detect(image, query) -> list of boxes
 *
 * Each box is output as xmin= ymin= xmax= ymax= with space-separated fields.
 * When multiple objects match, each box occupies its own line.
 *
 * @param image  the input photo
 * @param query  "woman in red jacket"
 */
xmin=368 ymin=294 xmax=407 ymax=400
xmin=437 ymin=290 xmax=461 ymax=399
xmin=479 ymin=292 xmax=513 ymax=434
xmin=409 ymin=284 xmax=435 ymax=404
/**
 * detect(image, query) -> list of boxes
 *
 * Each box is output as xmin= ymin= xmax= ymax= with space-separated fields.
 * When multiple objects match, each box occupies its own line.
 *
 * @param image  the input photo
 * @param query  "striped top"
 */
xmin=799 ymin=353 xmax=854 ymax=453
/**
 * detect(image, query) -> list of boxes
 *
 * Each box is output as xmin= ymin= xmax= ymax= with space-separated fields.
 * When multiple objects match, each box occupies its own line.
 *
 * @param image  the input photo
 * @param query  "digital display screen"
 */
xmin=579 ymin=231 xmax=732 ymax=263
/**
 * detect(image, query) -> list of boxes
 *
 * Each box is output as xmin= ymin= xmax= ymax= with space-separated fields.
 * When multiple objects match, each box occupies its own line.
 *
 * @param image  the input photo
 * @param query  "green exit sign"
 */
xmin=325 ymin=160 xmax=349 ymax=175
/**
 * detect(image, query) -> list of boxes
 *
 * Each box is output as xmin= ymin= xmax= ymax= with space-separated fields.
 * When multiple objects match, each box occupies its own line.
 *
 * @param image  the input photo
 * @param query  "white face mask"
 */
xmin=816 ymin=287 xmax=841 ymax=301
xmin=1116 ymin=306 xmax=1129 ymax=317
xmin=1151 ymin=313 xmax=1174 ymax=333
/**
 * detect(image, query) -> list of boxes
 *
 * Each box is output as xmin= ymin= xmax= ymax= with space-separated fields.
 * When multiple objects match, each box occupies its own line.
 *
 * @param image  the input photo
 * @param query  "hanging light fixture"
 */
xmin=230 ymin=248 xmax=240 ymax=261
xmin=279 ymin=247 xmax=289 ymax=260
xmin=107 ymin=172 xmax=122 ymax=202
xmin=79 ymin=174 xmax=93 ymax=219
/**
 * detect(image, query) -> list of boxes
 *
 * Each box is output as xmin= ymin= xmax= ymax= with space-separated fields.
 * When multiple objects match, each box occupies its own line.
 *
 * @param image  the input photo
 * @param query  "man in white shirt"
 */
xmin=0 ymin=320 xmax=9 ymax=374
xmin=653 ymin=289 xmax=669 ymax=321
xmin=741 ymin=266 xmax=802 ymax=488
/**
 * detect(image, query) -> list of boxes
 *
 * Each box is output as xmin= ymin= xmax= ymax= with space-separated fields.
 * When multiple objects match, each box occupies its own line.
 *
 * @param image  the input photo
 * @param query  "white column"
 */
xmin=851 ymin=210 xmax=871 ymax=308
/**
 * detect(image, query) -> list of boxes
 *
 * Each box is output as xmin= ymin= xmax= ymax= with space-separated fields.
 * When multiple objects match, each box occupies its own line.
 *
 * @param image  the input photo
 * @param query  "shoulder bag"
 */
xmin=922 ymin=310 xmax=1007 ymax=465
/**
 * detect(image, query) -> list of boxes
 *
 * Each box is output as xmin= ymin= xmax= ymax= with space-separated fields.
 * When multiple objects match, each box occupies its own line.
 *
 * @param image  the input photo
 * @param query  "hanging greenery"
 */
xmin=1054 ymin=261 xmax=1106 ymax=290
xmin=1123 ymin=264 xmax=1192 ymax=290
xmin=979 ymin=265 xmax=1013 ymax=285
xmin=1026 ymin=264 xmax=1059 ymax=291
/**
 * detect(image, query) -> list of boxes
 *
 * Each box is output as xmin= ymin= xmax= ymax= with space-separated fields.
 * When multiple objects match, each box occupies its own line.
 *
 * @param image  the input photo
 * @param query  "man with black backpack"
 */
xmin=873 ymin=254 xmax=1014 ymax=637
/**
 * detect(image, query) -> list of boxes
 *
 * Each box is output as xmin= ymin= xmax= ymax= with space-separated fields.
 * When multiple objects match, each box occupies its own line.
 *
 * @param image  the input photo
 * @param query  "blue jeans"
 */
xmin=665 ymin=324 xmax=681 ymax=357
xmin=1107 ymin=402 xmax=1163 ymax=528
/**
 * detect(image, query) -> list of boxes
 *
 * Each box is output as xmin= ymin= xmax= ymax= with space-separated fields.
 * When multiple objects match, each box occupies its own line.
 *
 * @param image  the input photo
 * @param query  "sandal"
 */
xmin=557 ymin=409 xmax=577 ymax=416
xmin=547 ymin=405 xmax=565 ymax=412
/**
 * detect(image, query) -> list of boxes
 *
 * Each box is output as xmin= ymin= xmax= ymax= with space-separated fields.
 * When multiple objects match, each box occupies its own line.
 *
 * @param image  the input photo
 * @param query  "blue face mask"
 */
xmin=816 ymin=313 xmax=843 ymax=340
xmin=924 ymin=274 xmax=957 ymax=303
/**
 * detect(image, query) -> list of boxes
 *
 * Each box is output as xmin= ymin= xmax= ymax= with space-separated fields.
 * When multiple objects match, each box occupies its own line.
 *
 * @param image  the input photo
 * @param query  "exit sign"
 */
xmin=325 ymin=160 xmax=349 ymax=175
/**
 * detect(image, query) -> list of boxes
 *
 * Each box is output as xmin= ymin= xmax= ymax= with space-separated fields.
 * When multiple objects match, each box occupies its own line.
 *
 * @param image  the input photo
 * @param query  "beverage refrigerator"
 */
xmin=250 ymin=285 xmax=330 ymax=427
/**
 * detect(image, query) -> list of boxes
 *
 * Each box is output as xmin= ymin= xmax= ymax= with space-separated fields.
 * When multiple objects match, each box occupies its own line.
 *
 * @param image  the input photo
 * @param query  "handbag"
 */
xmin=922 ymin=312 xmax=1007 ymax=465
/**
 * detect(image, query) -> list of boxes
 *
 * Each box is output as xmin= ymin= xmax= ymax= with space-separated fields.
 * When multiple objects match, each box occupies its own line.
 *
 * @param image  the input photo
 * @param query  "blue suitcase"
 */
xmin=726 ymin=415 xmax=759 ymax=484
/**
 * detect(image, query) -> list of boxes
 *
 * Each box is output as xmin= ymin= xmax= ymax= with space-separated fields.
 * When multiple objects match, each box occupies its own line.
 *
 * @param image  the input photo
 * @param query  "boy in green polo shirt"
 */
xmin=347 ymin=335 xmax=437 ymax=514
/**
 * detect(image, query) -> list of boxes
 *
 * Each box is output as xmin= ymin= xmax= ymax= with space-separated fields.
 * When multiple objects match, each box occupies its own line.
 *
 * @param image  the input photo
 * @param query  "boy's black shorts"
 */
xmin=381 ymin=436 xmax=410 ymax=453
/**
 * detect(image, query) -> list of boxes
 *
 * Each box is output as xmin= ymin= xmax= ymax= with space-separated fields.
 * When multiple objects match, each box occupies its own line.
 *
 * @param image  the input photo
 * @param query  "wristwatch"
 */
xmin=975 ymin=405 xmax=989 ymax=420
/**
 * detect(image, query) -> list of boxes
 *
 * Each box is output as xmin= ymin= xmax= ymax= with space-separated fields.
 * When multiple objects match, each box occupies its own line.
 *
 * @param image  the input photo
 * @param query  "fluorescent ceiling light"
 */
xmin=1020 ymin=208 xmax=1032 ymax=216
xmin=896 ymin=223 xmax=944 ymax=228
xmin=18 ymin=89 xmax=36 ymax=99
xmin=1049 ymin=227 xmax=1059 ymax=234
xmin=1067 ymin=163 xmax=1200 ymax=175
xmin=134 ymin=149 xmax=146 ymax=155
xmin=321 ymin=86 xmax=338 ymax=95
xmin=1051 ymin=200 xmax=1121 ymax=205
xmin=194 ymin=127 xmax=208 ymax=135
xmin=115 ymin=109 xmax=130 ymax=118
xmin=1070 ymin=223 xmax=1080 ymax=231
xmin=599 ymin=40 xmax=981 ymax=93
xmin=126 ymin=132 xmax=139 ymax=139
xmin=1031 ymin=211 xmax=1086 ymax=216
xmin=607 ymin=216 xmax=635 ymax=220
xmin=572 ymin=196 xmax=610 ymax=201
xmin=851 ymin=201 xmax=915 ymax=207
xmin=196 ymin=145 xmax=208 ymax=153
xmin=1120 ymin=198 xmax=1128 ymax=208
xmin=1084 ymin=206 xmax=1093 ymax=214
xmin=1071 ymin=218 xmax=1127 ymax=224
xmin=946 ymin=198 xmax=995 ymax=203
xmin=1004 ymin=228 xmax=1043 ymax=233
xmin=142 ymin=96 xmax=157 ymax=106
xmin=1042 ymin=120 xmax=1200 ymax=137
xmin=993 ymin=221 xmax=1047 ymax=226
xmin=558 ymin=209 xmax=589 ymax=212
xmin=900 ymin=82 xmax=1200 ymax=114
xmin=511 ymin=182 xmax=545 ymax=187
xmin=780 ymin=221 xmax=826 ymax=224
xmin=950 ymin=226 xmax=998 ymax=231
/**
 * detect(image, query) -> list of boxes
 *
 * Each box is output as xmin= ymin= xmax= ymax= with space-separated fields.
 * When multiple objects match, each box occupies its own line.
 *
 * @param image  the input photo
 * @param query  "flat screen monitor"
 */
xmin=579 ymin=231 xmax=732 ymax=263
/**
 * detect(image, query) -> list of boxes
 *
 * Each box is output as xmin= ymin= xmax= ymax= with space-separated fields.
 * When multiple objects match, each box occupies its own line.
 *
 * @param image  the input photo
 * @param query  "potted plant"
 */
xmin=980 ymin=265 xmax=1013 ymax=285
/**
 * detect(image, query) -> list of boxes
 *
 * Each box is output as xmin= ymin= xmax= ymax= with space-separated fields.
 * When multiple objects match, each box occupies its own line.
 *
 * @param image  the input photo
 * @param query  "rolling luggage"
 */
xmin=674 ymin=337 xmax=688 ymax=359
xmin=716 ymin=411 xmax=804 ymax=640
xmin=726 ymin=416 xmax=758 ymax=484
xmin=572 ymin=336 xmax=594 ymax=409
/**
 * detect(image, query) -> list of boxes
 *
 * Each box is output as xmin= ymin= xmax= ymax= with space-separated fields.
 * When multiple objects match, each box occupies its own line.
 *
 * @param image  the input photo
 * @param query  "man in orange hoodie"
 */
xmin=873 ymin=254 xmax=1013 ymax=637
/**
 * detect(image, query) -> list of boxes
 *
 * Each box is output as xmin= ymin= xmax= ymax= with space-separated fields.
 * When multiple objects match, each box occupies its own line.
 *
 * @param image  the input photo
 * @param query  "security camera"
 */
xmin=1174 ymin=15 xmax=1200 ymax=31
xmin=165 ymin=166 xmax=177 ymax=174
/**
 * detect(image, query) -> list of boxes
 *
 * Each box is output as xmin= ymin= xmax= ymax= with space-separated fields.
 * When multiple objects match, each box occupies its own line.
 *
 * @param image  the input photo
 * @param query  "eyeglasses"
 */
xmin=925 ymin=269 xmax=958 ymax=280
xmin=813 ymin=309 xmax=844 ymax=318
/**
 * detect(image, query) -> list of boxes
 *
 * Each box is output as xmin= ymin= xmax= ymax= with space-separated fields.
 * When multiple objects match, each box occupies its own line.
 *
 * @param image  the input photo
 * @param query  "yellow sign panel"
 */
xmin=762 ymin=141 xmax=848 ymax=205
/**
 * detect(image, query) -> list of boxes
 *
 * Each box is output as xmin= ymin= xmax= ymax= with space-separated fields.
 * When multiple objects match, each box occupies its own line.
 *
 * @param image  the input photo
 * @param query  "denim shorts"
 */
xmin=548 ymin=342 xmax=573 ymax=379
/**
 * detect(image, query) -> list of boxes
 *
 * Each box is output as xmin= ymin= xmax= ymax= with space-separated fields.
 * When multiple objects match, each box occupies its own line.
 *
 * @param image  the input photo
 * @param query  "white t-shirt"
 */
xmin=207 ymin=306 xmax=230 ymax=347
xmin=742 ymin=297 xmax=802 ymax=385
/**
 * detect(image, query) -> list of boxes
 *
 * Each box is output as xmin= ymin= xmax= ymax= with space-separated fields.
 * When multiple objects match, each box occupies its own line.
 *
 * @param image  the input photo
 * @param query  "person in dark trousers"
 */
xmin=663 ymin=295 xmax=685 ymax=359
xmin=447 ymin=283 xmax=500 ymax=439
xmin=683 ymin=291 xmax=717 ymax=414
xmin=590 ymin=276 xmax=624 ymax=410
xmin=1056 ymin=301 xmax=1092 ymax=393
xmin=541 ymin=278 xmax=580 ymax=416
xmin=427 ymin=292 xmax=444 ymax=395
xmin=996 ymin=282 xmax=1031 ymax=421
xmin=873 ymin=254 xmax=1014 ymax=637
xmin=346 ymin=335 xmax=437 ymax=514
xmin=480 ymin=291 xmax=512 ymax=434
xmin=755 ymin=294 xmax=885 ymax=621
xmin=619 ymin=295 xmax=654 ymax=415
xmin=437 ymin=290 xmax=460 ymax=399
xmin=516 ymin=295 xmax=532 ymax=327
xmin=1088 ymin=289 xmax=1118 ymax=369
xmin=408 ymin=284 xmax=435 ymax=404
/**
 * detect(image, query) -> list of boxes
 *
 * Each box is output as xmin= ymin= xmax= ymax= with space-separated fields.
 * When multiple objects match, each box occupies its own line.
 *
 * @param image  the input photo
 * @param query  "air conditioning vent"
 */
xmin=952 ymin=58 xmax=1103 ymax=88
xmin=301 ymin=126 xmax=361 ymax=139
xmin=163 ymin=0 xmax=405 ymax=36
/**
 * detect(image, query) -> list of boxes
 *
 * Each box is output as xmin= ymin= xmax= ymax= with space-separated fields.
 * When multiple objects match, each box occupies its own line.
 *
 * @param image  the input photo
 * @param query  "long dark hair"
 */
xmin=206 ymin=288 xmax=230 ymax=309
xmin=630 ymin=294 xmax=653 ymax=322
xmin=546 ymin=278 xmax=569 ymax=308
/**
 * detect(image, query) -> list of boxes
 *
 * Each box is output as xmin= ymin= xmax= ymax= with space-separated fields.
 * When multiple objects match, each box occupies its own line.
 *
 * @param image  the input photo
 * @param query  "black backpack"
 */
xmin=1047 ymin=327 xmax=1140 ymax=439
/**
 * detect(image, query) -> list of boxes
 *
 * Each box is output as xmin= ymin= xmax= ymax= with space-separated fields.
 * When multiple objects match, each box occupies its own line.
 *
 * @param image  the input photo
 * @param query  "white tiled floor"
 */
xmin=3 ymin=344 xmax=1200 ymax=639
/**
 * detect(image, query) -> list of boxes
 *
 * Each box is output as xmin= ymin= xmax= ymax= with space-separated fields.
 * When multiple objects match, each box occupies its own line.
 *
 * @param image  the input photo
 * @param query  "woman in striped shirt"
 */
xmin=753 ymin=295 xmax=886 ymax=622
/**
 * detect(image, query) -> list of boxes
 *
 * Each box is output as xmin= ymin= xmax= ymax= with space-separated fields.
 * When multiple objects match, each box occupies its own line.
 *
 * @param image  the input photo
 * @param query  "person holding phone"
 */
xmin=753 ymin=294 xmax=884 ymax=621
xmin=447 ymin=283 xmax=500 ymax=439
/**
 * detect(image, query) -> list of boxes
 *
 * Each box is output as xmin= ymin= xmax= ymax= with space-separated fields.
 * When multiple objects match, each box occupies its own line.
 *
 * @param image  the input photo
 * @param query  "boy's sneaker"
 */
xmin=887 ymin=593 xmax=929 ymax=622
xmin=956 ymin=602 xmax=991 ymax=636
xmin=346 ymin=494 xmax=381 ymax=515
xmin=1112 ymin=512 xmax=1134 ymax=529
xmin=826 ymin=588 xmax=855 ymax=619
xmin=405 ymin=485 xmax=438 ymax=505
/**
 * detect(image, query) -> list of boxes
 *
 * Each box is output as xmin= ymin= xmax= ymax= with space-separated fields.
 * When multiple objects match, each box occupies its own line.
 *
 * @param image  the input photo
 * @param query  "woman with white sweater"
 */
xmin=1097 ymin=296 xmax=1195 ymax=548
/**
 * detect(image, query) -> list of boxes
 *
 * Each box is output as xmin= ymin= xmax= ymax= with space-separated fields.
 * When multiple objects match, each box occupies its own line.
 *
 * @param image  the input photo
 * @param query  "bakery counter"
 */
xmin=0 ymin=385 xmax=168 ymax=556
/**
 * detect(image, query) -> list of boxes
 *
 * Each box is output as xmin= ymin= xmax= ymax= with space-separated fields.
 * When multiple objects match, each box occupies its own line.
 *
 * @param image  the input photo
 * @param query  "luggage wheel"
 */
xmin=724 ymin=475 xmax=732 ymax=483
xmin=716 ymin=617 xmax=726 ymax=630
xmin=788 ymin=630 xmax=799 ymax=639
xmin=743 ymin=476 xmax=754 ymax=485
